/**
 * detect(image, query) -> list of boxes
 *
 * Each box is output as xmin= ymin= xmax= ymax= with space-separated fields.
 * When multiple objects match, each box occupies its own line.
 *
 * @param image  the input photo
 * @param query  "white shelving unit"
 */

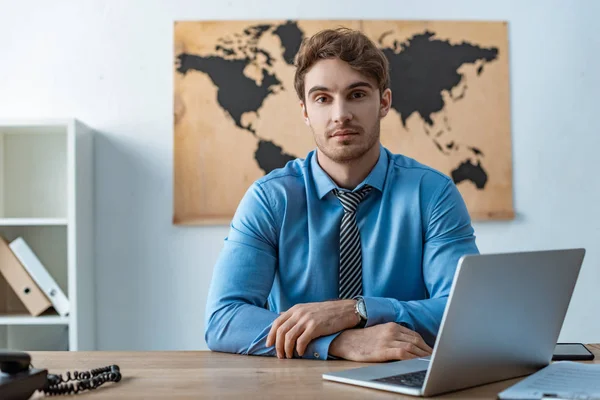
xmin=0 ymin=119 xmax=95 ymax=351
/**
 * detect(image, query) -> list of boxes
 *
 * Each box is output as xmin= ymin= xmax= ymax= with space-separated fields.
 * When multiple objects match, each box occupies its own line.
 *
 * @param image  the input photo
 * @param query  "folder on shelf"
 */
xmin=0 ymin=236 xmax=52 ymax=316
xmin=9 ymin=237 xmax=70 ymax=317
xmin=0 ymin=273 xmax=29 ymax=315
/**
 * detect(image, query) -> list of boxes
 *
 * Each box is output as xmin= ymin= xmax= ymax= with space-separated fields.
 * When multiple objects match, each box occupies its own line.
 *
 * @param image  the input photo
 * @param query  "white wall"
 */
xmin=0 ymin=0 xmax=598 ymax=350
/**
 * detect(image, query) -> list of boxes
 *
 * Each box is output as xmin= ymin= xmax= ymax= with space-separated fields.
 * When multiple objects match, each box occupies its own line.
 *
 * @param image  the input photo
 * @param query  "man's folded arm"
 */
xmin=204 ymin=183 xmax=340 ymax=360
xmin=359 ymin=179 xmax=479 ymax=346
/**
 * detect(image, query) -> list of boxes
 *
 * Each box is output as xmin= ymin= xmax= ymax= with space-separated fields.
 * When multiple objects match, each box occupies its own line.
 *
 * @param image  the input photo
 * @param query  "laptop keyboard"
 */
xmin=372 ymin=369 xmax=427 ymax=388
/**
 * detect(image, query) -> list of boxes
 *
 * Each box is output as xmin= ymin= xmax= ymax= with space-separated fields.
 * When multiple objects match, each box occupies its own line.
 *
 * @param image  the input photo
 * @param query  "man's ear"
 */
xmin=300 ymin=101 xmax=310 ymax=126
xmin=379 ymin=88 xmax=392 ymax=119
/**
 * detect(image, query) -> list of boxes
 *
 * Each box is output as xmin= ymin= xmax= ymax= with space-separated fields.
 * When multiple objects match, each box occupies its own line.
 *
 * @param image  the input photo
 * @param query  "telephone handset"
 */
xmin=0 ymin=350 xmax=121 ymax=400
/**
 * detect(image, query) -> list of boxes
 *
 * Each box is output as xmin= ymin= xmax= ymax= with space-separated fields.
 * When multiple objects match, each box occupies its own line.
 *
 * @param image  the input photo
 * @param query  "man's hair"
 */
xmin=293 ymin=27 xmax=390 ymax=102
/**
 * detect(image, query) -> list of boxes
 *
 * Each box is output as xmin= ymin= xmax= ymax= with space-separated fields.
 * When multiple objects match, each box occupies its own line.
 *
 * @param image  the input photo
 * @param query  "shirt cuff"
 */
xmin=301 ymin=331 xmax=343 ymax=360
xmin=362 ymin=296 xmax=396 ymax=328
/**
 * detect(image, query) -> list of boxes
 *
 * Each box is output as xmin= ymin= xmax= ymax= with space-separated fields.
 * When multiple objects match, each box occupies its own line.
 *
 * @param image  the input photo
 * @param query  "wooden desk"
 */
xmin=29 ymin=344 xmax=600 ymax=399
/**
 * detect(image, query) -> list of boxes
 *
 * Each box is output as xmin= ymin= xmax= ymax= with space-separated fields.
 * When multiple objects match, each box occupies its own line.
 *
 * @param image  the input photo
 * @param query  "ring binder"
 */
xmin=0 ymin=237 xmax=52 ymax=316
xmin=9 ymin=237 xmax=70 ymax=317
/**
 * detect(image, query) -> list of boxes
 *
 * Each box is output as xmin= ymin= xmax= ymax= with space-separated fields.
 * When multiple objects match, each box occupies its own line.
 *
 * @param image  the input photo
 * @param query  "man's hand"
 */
xmin=329 ymin=322 xmax=433 ymax=362
xmin=265 ymin=300 xmax=358 ymax=358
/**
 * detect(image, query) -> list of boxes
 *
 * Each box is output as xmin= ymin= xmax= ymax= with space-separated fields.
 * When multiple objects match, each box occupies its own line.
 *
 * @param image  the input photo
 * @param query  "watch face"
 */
xmin=358 ymin=300 xmax=367 ymax=318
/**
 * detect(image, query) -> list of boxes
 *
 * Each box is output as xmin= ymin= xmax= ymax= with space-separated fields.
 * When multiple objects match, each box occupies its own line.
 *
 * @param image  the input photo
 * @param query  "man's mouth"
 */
xmin=331 ymin=129 xmax=358 ymax=138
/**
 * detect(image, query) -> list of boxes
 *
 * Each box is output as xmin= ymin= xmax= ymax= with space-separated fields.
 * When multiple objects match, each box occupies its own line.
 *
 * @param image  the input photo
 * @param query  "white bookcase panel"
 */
xmin=0 ymin=127 xmax=67 ymax=219
xmin=0 ymin=119 xmax=95 ymax=351
xmin=0 ymin=325 xmax=69 ymax=351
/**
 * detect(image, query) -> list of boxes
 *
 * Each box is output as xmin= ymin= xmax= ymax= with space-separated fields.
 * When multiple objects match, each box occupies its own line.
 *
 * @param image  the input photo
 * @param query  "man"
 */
xmin=204 ymin=27 xmax=479 ymax=362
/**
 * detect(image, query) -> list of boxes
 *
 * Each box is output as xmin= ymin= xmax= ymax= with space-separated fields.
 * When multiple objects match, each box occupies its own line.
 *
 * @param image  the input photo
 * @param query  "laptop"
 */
xmin=322 ymin=248 xmax=586 ymax=397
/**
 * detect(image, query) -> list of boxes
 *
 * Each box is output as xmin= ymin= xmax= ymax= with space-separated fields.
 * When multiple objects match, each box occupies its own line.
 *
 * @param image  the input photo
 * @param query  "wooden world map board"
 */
xmin=174 ymin=20 xmax=513 ymax=225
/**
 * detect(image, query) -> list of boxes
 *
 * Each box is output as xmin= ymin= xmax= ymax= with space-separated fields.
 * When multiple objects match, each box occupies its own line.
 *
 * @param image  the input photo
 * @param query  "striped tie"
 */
xmin=333 ymin=186 xmax=372 ymax=299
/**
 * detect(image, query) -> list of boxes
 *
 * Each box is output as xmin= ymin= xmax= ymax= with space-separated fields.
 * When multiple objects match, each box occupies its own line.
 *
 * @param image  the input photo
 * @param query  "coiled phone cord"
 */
xmin=40 ymin=364 xmax=121 ymax=395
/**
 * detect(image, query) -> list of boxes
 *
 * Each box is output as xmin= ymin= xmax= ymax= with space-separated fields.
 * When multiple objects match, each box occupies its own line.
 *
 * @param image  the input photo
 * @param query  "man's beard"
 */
xmin=314 ymin=119 xmax=380 ymax=164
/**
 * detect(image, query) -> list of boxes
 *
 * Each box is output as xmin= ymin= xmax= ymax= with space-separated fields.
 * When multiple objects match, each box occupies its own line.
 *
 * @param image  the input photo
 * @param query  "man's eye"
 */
xmin=315 ymin=96 xmax=328 ymax=103
xmin=351 ymin=92 xmax=366 ymax=99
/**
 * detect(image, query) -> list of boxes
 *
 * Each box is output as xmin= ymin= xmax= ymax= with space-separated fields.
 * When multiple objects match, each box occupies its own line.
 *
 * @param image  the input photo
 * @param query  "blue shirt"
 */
xmin=205 ymin=145 xmax=479 ymax=360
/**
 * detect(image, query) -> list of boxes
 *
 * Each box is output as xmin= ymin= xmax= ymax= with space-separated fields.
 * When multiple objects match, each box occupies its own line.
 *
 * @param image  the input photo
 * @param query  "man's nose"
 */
xmin=332 ymin=99 xmax=353 ymax=124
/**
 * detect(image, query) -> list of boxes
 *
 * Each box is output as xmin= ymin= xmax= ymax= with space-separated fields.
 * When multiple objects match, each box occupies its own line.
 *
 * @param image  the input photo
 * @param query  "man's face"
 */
xmin=301 ymin=57 xmax=391 ymax=163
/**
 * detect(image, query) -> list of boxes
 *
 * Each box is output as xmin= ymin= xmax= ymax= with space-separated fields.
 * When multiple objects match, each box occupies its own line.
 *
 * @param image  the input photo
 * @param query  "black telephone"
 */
xmin=0 ymin=351 xmax=121 ymax=400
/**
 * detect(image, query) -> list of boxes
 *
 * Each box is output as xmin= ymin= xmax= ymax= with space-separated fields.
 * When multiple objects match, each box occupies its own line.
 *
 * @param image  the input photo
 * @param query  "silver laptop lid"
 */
xmin=422 ymin=248 xmax=585 ymax=396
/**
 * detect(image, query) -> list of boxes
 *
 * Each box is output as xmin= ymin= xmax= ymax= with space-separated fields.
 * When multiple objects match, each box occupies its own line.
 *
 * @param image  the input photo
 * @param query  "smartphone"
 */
xmin=552 ymin=343 xmax=595 ymax=361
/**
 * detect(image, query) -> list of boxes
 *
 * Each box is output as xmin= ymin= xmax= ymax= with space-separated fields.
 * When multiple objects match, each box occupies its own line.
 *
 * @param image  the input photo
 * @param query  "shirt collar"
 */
xmin=310 ymin=144 xmax=388 ymax=199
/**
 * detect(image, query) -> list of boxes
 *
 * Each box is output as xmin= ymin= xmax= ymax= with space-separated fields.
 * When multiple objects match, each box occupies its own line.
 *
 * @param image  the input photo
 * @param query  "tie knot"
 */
xmin=333 ymin=186 xmax=372 ymax=213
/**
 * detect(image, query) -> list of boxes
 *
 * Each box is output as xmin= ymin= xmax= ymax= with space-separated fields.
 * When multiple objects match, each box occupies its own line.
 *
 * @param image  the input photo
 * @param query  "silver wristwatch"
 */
xmin=354 ymin=297 xmax=368 ymax=328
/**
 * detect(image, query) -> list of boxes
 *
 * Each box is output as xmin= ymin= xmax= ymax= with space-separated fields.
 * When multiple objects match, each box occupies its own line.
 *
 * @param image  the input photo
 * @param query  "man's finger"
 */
xmin=395 ymin=332 xmax=432 ymax=354
xmin=391 ymin=325 xmax=433 ymax=353
xmin=393 ymin=340 xmax=430 ymax=357
xmin=295 ymin=324 xmax=317 ymax=356
xmin=266 ymin=312 xmax=290 ymax=347
xmin=423 ymin=341 xmax=433 ymax=354
xmin=276 ymin=318 xmax=297 ymax=358
xmin=384 ymin=347 xmax=420 ymax=361
xmin=284 ymin=324 xmax=303 ymax=359
xmin=393 ymin=323 xmax=420 ymax=337
xmin=416 ymin=336 xmax=433 ymax=354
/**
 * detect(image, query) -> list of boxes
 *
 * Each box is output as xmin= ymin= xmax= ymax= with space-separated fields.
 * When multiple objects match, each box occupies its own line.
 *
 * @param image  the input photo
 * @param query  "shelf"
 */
xmin=0 ymin=218 xmax=68 ymax=226
xmin=0 ymin=315 xmax=69 ymax=325
xmin=0 ymin=119 xmax=94 ymax=351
